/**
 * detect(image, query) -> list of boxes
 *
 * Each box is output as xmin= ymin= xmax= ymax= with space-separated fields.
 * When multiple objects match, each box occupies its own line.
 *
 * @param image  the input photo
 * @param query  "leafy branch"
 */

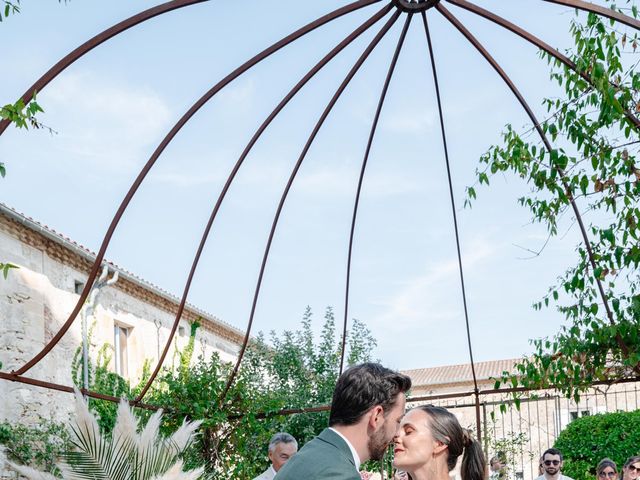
xmin=469 ymin=2 xmax=640 ymax=399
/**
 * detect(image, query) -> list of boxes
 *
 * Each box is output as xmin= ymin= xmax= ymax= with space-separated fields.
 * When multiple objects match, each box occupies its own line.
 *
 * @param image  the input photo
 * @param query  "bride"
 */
xmin=393 ymin=405 xmax=486 ymax=480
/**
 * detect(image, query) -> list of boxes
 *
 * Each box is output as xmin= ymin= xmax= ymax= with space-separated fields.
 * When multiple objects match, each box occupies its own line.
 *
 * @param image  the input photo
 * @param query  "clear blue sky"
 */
xmin=0 ymin=0 xmax=608 ymax=371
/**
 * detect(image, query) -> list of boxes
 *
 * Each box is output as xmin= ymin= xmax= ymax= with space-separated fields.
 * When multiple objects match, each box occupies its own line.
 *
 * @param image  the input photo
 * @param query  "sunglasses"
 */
xmin=544 ymin=461 xmax=561 ymax=466
xmin=627 ymin=466 xmax=640 ymax=473
xmin=599 ymin=472 xmax=617 ymax=478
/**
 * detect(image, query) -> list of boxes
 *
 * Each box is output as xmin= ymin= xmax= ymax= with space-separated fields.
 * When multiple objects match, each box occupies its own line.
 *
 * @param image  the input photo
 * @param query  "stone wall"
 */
xmin=0 ymin=206 xmax=243 ymax=476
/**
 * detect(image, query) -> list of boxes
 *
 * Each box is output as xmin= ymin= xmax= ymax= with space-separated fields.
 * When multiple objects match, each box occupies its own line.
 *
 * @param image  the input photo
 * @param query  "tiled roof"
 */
xmin=0 ymin=202 xmax=244 ymax=342
xmin=402 ymin=358 xmax=521 ymax=388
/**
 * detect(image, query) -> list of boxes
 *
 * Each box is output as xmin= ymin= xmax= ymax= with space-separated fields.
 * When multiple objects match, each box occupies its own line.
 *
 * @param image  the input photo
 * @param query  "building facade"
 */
xmin=0 ymin=203 xmax=243 ymax=427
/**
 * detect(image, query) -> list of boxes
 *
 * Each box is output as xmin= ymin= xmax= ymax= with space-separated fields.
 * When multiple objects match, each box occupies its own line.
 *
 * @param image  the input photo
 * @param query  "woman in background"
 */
xmin=622 ymin=457 xmax=640 ymax=480
xmin=596 ymin=459 xmax=618 ymax=480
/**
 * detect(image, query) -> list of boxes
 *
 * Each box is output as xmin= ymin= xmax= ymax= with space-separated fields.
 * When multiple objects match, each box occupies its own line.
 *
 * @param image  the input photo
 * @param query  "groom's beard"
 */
xmin=368 ymin=426 xmax=389 ymax=461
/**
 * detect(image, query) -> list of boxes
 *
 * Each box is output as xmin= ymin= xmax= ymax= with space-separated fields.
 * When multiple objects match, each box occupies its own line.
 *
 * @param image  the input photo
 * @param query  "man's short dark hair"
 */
xmin=543 ymin=448 xmax=563 ymax=461
xmin=329 ymin=362 xmax=412 ymax=426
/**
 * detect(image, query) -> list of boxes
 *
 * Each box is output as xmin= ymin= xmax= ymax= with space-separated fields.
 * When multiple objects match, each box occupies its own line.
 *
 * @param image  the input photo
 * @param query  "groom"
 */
xmin=275 ymin=363 xmax=412 ymax=480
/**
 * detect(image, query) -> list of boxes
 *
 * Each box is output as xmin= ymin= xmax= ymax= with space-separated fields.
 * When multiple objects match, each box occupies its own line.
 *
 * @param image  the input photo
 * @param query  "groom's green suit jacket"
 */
xmin=274 ymin=428 xmax=360 ymax=480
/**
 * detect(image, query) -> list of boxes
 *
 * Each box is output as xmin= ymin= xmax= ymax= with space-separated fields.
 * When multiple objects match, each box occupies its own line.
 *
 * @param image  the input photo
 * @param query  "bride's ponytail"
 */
xmin=461 ymin=430 xmax=486 ymax=480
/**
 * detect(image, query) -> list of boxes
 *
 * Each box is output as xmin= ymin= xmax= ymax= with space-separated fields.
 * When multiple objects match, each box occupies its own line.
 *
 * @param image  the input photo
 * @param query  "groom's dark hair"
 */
xmin=329 ymin=362 xmax=411 ymax=426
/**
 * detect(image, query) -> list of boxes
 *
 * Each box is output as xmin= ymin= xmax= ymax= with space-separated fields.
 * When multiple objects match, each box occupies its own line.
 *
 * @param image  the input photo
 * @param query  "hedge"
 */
xmin=554 ymin=409 xmax=640 ymax=480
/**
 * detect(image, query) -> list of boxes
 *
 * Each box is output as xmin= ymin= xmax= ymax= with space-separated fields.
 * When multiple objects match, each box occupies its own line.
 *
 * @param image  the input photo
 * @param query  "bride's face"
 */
xmin=393 ymin=409 xmax=441 ymax=471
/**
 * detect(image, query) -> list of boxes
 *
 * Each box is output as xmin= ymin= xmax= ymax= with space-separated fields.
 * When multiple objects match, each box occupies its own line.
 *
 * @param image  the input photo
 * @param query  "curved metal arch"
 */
xmin=0 ymin=0 xmax=210 ymax=137
xmin=339 ymin=13 xmax=413 ymax=376
xmin=543 ymin=0 xmax=640 ymax=30
xmin=218 ymin=9 xmax=403 ymax=406
xmin=134 ymin=3 xmax=395 ymax=403
xmin=11 ymin=0 xmax=385 ymax=377
xmin=420 ymin=10 xmax=481 ymax=439
xmin=1 ymin=0 xmax=637 ymax=415
xmin=0 ymin=372 xmax=159 ymax=410
xmin=436 ymin=4 xmax=633 ymax=359
xmin=444 ymin=0 xmax=640 ymax=129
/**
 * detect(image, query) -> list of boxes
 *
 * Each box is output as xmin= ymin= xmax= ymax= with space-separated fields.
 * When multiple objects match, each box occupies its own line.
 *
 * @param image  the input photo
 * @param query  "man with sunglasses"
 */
xmin=535 ymin=448 xmax=574 ymax=480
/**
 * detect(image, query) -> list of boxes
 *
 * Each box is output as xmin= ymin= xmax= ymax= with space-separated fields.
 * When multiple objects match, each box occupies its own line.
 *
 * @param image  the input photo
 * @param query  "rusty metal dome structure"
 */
xmin=1 ymin=0 xmax=639 ymax=440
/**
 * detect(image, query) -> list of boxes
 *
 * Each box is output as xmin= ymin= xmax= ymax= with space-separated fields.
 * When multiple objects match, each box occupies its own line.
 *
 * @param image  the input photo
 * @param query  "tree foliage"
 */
xmin=149 ymin=306 xmax=377 ymax=479
xmin=469 ymin=2 xmax=640 ymax=398
xmin=71 ymin=321 xmax=150 ymax=433
xmin=0 ymin=1 xmax=20 ymax=21
xmin=0 ymin=418 xmax=72 ymax=476
xmin=554 ymin=410 xmax=640 ymax=480
xmin=1 ymin=0 xmax=67 ymax=22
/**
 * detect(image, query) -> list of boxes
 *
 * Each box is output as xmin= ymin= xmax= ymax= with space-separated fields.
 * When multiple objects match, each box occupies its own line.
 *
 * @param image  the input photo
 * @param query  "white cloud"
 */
xmin=381 ymin=105 xmax=437 ymax=134
xmin=370 ymin=237 xmax=497 ymax=331
xmin=216 ymin=78 xmax=256 ymax=113
xmin=295 ymin=162 xmax=426 ymax=198
xmin=150 ymin=169 xmax=224 ymax=188
xmin=43 ymin=71 xmax=172 ymax=172
xmin=147 ymin=153 xmax=291 ymax=192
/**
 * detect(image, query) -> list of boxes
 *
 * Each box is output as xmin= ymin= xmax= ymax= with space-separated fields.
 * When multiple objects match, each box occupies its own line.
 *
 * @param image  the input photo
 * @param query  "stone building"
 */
xmin=0 ymin=203 xmax=243 ymax=428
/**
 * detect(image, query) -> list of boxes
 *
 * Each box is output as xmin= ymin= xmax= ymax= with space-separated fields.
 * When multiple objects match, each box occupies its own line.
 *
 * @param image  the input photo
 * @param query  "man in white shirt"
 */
xmin=535 ymin=448 xmax=574 ymax=480
xmin=253 ymin=432 xmax=298 ymax=480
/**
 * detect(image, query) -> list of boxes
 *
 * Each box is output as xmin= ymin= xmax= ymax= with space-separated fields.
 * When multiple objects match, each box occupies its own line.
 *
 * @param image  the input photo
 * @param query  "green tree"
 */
xmin=469 ymin=2 xmax=640 ymax=398
xmin=70 ymin=322 xmax=151 ymax=433
xmin=0 ymin=418 xmax=72 ymax=475
xmin=149 ymin=306 xmax=378 ymax=479
xmin=248 ymin=307 xmax=377 ymax=447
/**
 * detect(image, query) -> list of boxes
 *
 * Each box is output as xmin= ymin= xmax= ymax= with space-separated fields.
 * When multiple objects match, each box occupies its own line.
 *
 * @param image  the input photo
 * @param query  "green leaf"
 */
xmin=0 ymin=262 xmax=17 ymax=279
xmin=580 ymin=175 xmax=589 ymax=194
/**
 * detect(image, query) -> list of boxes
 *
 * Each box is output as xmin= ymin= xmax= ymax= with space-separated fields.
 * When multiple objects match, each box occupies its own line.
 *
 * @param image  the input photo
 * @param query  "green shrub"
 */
xmin=554 ymin=410 xmax=640 ymax=480
xmin=0 ymin=418 xmax=72 ymax=475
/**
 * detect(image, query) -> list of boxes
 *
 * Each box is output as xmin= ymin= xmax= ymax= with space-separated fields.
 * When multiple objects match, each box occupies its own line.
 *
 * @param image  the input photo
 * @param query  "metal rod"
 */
xmin=339 ymin=12 xmax=413 ymax=376
xmin=0 ymin=372 xmax=159 ymax=411
xmin=545 ymin=395 xmax=551 ymax=447
xmin=10 ymin=0 xmax=384 ymax=377
xmin=482 ymin=401 xmax=488 ymax=456
xmin=227 ymin=375 xmax=640 ymax=420
xmin=543 ymin=0 xmax=640 ymax=30
xmin=421 ymin=11 xmax=482 ymax=441
xmin=436 ymin=3 xmax=633 ymax=368
xmin=526 ymin=399 xmax=534 ymax=480
xmin=0 ymin=0 xmax=210 ymax=136
xmin=421 ymin=10 xmax=480 ymax=399
xmin=444 ymin=0 xmax=640 ymax=129
xmin=134 ymin=2 xmax=394 ymax=403
xmin=218 ymin=9 xmax=403 ymax=407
